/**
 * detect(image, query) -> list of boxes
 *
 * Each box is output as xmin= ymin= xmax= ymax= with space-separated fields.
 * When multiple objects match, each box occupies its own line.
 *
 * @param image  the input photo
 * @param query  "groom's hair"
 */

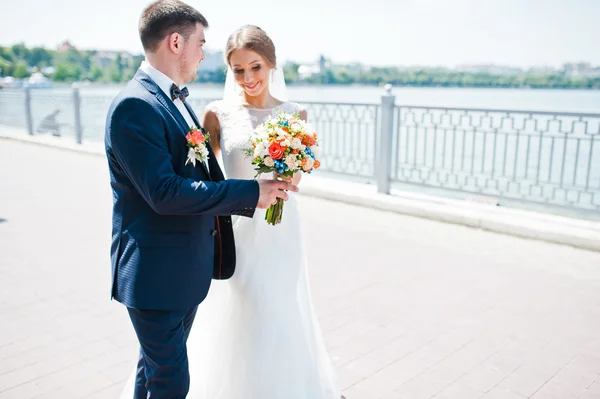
xmin=139 ymin=0 xmax=208 ymax=52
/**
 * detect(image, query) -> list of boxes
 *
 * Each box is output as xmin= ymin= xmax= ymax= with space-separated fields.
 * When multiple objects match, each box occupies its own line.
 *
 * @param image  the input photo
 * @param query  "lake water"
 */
xmin=44 ymin=83 xmax=600 ymax=113
xmin=2 ymin=84 xmax=599 ymax=139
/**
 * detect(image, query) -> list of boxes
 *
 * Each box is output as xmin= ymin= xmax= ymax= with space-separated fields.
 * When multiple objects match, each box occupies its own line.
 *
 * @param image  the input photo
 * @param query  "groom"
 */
xmin=105 ymin=1 xmax=297 ymax=397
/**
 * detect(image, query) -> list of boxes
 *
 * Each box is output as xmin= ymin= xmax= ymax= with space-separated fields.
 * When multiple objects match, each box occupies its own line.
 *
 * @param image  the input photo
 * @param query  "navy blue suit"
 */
xmin=105 ymin=70 xmax=259 ymax=398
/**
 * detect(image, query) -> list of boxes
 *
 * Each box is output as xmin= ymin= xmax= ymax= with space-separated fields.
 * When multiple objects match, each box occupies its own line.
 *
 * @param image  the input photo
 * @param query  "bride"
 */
xmin=121 ymin=24 xmax=342 ymax=399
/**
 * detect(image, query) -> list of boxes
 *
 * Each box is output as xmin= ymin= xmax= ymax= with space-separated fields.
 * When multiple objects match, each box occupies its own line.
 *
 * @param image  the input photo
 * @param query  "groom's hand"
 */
xmin=256 ymin=180 xmax=299 ymax=209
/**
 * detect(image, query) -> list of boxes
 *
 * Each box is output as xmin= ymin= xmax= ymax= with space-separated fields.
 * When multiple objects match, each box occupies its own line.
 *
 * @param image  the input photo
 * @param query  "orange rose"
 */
xmin=313 ymin=160 xmax=321 ymax=169
xmin=187 ymin=130 xmax=206 ymax=146
xmin=268 ymin=142 xmax=285 ymax=160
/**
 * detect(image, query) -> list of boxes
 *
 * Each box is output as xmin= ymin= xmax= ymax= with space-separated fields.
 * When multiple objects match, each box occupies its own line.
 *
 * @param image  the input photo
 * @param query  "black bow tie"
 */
xmin=170 ymin=83 xmax=189 ymax=102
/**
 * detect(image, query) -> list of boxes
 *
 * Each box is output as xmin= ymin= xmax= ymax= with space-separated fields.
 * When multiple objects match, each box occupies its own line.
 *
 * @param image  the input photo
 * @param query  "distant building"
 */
xmin=298 ymin=55 xmax=330 ymax=80
xmin=92 ymin=51 xmax=135 ymax=68
xmin=319 ymin=55 xmax=327 ymax=72
xmin=297 ymin=64 xmax=321 ymax=80
xmin=563 ymin=62 xmax=600 ymax=78
xmin=528 ymin=66 xmax=559 ymax=74
xmin=58 ymin=40 xmax=75 ymax=52
xmin=455 ymin=64 xmax=523 ymax=75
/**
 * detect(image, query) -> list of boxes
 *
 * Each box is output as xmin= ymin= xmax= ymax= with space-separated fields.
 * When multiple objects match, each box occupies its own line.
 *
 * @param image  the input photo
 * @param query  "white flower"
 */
xmin=195 ymin=145 xmax=209 ymax=162
xmin=303 ymin=156 xmax=315 ymax=171
xmin=311 ymin=145 xmax=322 ymax=160
xmin=290 ymin=138 xmax=302 ymax=150
xmin=291 ymin=123 xmax=301 ymax=131
xmin=257 ymin=127 xmax=271 ymax=141
xmin=275 ymin=127 xmax=287 ymax=139
xmin=264 ymin=156 xmax=275 ymax=167
xmin=254 ymin=142 xmax=266 ymax=158
xmin=285 ymin=154 xmax=298 ymax=170
xmin=186 ymin=147 xmax=197 ymax=166
xmin=254 ymin=126 xmax=266 ymax=137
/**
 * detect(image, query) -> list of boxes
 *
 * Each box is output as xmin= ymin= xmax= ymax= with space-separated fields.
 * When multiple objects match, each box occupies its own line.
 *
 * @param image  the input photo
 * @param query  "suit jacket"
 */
xmin=105 ymin=70 xmax=259 ymax=310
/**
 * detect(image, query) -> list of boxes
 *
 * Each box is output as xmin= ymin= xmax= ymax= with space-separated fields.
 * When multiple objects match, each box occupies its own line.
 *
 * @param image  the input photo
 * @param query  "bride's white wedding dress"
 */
xmin=120 ymin=100 xmax=340 ymax=399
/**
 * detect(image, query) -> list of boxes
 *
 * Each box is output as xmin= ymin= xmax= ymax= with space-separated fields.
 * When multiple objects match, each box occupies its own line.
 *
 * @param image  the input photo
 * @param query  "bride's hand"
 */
xmin=274 ymin=172 xmax=301 ymax=186
xmin=274 ymin=172 xmax=292 ymax=183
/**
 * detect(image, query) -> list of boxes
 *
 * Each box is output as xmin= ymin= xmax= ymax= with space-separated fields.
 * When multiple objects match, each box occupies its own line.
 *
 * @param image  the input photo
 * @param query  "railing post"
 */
xmin=25 ymin=88 xmax=33 ymax=135
xmin=73 ymin=87 xmax=83 ymax=144
xmin=377 ymin=84 xmax=395 ymax=194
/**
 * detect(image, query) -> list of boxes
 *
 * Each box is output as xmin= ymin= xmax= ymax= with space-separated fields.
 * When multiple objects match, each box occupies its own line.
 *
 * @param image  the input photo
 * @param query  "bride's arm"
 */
xmin=202 ymin=109 xmax=221 ymax=161
xmin=276 ymin=108 xmax=307 ymax=186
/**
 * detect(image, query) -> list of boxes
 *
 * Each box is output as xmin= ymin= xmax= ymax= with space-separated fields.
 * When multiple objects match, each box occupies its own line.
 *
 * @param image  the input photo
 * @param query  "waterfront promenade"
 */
xmin=2 ymin=137 xmax=600 ymax=398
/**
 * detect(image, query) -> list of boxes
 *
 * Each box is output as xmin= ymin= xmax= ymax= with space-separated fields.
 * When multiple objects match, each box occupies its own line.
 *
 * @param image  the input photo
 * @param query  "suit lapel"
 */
xmin=184 ymin=101 xmax=201 ymax=128
xmin=156 ymin=93 xmax=190 ymax=135
xmin=135 ymin=70 xmax=189 ymax=135
xmin=184 ymin=102 xmax=225 ymax=182
xmin=135 ymin=70 xmax=211 ymax=179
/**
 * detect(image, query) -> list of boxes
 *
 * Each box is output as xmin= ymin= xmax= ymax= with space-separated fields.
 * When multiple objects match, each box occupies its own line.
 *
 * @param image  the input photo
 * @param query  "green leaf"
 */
xmin=253 ymin=164 xmax=275 ymax=177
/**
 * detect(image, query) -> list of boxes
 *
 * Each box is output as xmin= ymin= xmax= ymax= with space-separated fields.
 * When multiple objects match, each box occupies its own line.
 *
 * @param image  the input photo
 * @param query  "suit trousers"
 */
xmin=127 ymin=306 xmax=198 ymax=399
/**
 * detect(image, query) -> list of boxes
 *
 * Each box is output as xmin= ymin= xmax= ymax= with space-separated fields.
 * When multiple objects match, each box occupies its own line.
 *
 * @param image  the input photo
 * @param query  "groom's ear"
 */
xmin=168 ymin=32 xmax=183 ymax=53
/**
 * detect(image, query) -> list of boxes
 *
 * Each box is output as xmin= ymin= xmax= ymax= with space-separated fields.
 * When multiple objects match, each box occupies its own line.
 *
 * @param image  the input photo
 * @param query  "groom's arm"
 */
xmin=107 ymin=97 xmax=259 ymax=216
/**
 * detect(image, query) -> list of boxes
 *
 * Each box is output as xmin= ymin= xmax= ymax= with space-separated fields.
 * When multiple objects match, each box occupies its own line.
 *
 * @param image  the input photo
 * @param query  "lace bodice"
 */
xmin=205 ymin=100 xmax=304 ymax=180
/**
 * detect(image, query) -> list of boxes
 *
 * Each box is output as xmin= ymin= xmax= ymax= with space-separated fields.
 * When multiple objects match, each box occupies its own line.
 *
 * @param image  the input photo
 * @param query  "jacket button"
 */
xmin=211 ymin=230 xmax=218 ymax=237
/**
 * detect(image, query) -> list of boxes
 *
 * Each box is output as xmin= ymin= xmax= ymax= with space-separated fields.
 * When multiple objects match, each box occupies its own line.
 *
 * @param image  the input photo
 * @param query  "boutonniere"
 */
xmin=185 ymin=126 xmax=210 ymax=166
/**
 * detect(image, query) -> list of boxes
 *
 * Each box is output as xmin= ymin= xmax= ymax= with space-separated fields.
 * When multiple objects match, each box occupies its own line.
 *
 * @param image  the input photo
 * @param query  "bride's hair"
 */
xmin=225 ymin=25 xmax=277 ymax=68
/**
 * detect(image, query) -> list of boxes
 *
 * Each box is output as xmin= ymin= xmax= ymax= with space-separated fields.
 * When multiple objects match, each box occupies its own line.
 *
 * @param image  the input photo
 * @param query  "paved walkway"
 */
xmin=1 ymin=139 xmax=600 ymax=398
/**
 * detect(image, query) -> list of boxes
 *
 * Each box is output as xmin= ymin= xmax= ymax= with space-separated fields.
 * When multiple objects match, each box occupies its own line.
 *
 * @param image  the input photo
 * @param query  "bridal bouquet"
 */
xmin=245 ymin=110 xmax=321 ymax=225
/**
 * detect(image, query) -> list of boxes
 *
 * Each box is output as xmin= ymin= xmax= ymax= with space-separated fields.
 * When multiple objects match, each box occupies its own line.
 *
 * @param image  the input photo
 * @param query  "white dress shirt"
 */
xmin=139 ymin=61 xmax=195 ymax=128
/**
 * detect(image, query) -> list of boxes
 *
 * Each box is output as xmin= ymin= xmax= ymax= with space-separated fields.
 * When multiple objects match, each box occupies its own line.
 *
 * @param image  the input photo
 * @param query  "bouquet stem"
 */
xmin=265 ymin=197 xmax=284 ymax=225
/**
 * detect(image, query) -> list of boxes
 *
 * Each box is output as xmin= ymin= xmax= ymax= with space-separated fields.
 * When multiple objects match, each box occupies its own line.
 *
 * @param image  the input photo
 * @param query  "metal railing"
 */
xmin=1 ymin=86 xmax=599 ymax=218
xmin=378 ymin=92 xmax=600 ymax=214
xmin=301 ymin=101 xmax=379 ymax=179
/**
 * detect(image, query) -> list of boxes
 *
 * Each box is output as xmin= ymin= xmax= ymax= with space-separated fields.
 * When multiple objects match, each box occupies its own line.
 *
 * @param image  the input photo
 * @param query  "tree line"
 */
xmin=2 ymin=43 xmax=599 ymax=89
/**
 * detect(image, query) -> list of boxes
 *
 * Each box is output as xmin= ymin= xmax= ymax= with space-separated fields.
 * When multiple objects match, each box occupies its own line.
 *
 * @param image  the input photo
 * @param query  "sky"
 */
xmin=1 ymin=0 xmax=599 ymax=68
